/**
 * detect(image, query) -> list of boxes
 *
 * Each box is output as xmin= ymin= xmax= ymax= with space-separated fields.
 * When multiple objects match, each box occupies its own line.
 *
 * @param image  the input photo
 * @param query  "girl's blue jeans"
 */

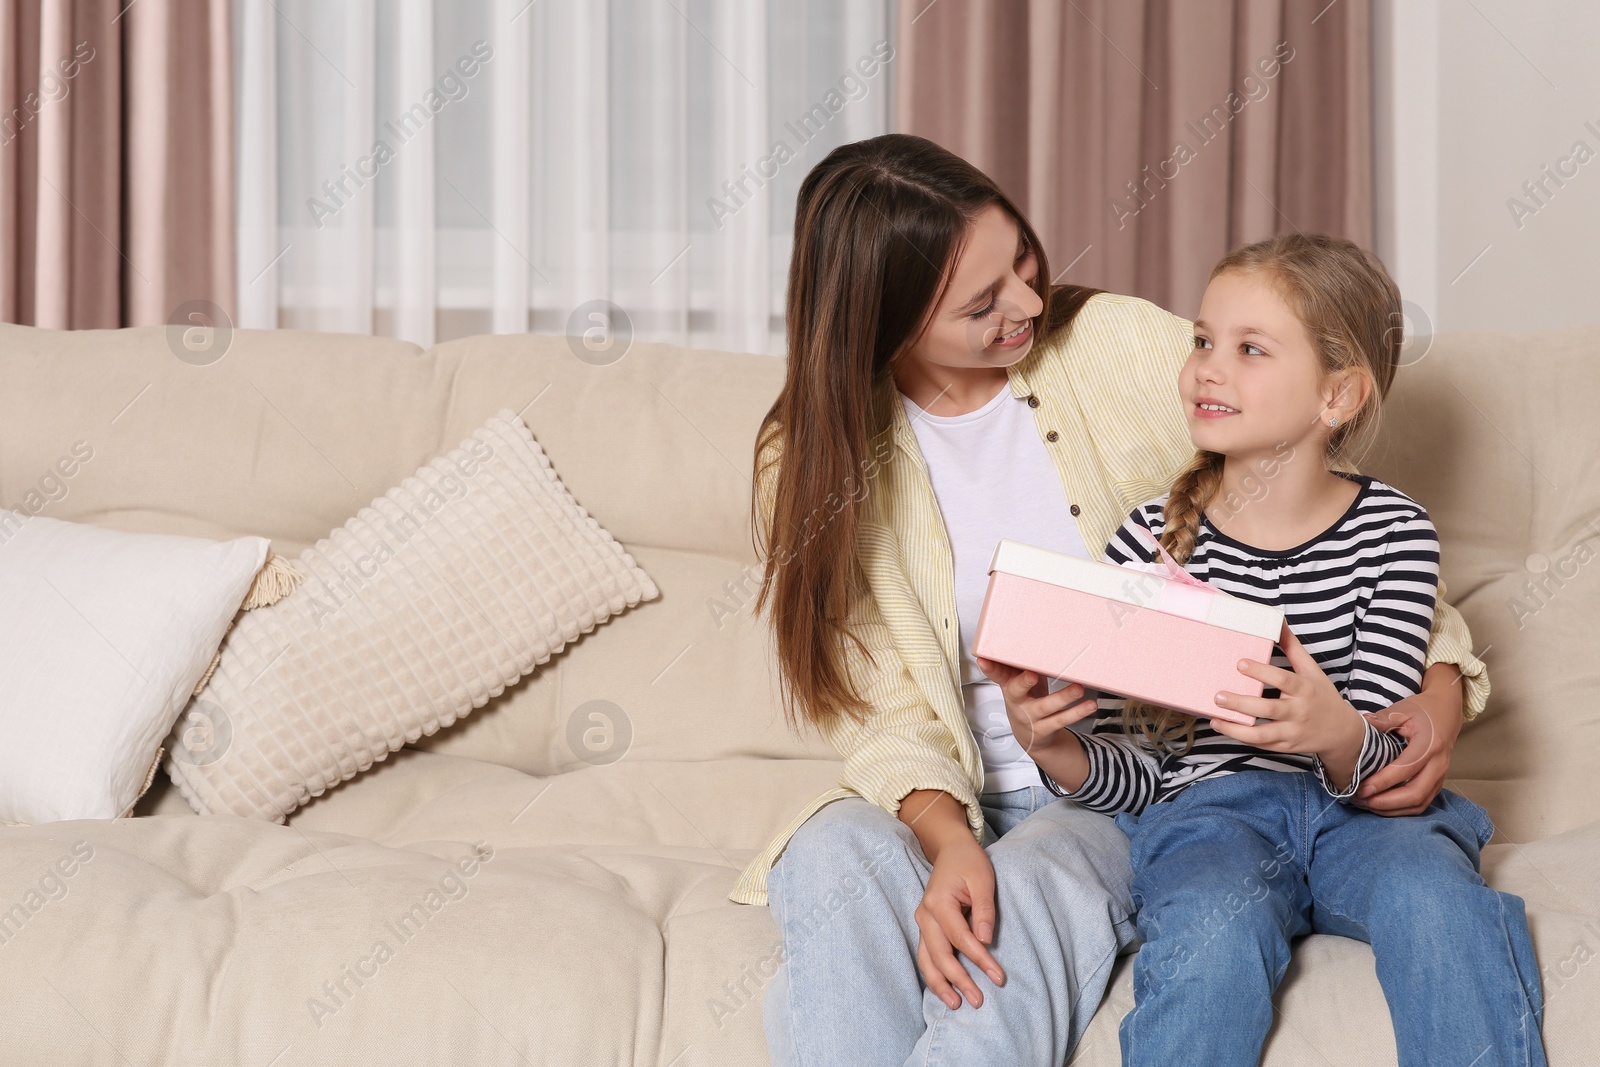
xmin=762 ymin=784 xmax=1139 ymax=1066
xmin=1113 ymin=768 xmax=1548 ymax=1067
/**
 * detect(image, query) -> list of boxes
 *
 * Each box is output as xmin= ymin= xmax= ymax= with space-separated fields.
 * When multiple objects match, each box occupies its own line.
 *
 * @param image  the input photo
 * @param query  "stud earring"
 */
xmin=1328 ymin=416 xmax=1340 ymax=428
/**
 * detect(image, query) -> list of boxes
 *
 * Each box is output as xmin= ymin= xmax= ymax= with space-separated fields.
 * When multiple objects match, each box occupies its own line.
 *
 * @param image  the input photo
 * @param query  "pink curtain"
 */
xmin=0 ymin=0 xmax=233 ymax=329
xmin=896 ymin=0 xmax=1374 ymax=319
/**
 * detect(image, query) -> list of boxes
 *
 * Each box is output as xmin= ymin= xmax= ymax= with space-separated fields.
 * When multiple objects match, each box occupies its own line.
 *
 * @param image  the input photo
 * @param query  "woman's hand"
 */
xmin=1209 ymin=624 xmax=1367 ymax=789
xmin=1350 ymin=663 xmax=1464 ymax=815
xmin=975 ymin=656 xmax=1097 ymax=758
xmin=914 ymin=832 xmax=1004 ymax=1010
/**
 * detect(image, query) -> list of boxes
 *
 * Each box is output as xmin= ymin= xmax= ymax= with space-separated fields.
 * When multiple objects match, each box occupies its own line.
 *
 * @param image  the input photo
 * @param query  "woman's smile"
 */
xmin=991 ymin=319 xmax=1032 ymax=349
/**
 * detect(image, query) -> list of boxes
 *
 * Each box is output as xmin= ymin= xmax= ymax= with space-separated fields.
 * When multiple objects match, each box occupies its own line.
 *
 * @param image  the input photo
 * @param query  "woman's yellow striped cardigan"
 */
xmin=729 ymin=293 xmax=1488 ymax=906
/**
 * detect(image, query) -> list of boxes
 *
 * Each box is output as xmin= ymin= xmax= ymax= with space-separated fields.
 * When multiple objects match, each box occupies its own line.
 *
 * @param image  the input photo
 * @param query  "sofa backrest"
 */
xmin=0 ymin=325 xmax=838 ymax=799
xmin=1361 ymin=325 xmax=1600 ymax=843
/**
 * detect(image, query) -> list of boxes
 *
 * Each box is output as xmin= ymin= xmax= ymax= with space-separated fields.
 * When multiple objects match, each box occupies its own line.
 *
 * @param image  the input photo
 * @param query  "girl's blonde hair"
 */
xmin=1123 ymin=232 xmax=1406 ymax=754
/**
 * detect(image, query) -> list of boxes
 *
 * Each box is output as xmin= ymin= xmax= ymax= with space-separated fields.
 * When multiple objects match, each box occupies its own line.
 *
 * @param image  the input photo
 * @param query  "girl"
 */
xmin=744 ymin=132 xmax=1489 ymax=1067
xmin=1010 ymin=233 xmax=1546 ymax=1065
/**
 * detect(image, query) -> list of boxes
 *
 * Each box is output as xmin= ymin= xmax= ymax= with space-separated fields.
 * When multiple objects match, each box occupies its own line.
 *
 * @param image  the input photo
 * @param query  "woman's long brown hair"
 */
xmin=750 ymin=133 xmax=1100 ymax=734
xmin=1122 ymin=232 xmax=1405 ymax=754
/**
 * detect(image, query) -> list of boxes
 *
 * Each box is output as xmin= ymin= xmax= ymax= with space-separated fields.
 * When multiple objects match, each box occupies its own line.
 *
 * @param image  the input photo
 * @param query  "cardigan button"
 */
xmin=1026 ymin=395 xmax=1039 ymax=408
xmin=1070 ymin=504 xmax=1081 ymax=516
xmin=1045 ymin=430 xmax=1059 ymax=442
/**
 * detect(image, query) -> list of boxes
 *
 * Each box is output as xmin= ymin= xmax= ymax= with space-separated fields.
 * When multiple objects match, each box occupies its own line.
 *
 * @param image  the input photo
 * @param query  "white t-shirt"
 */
xmin=898 ymin=382 xmax=1092 ymax=794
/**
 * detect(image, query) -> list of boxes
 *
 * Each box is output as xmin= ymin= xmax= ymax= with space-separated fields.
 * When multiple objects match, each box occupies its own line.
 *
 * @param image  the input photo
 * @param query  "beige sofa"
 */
xmin=0 ymin=320 xmax=1594 ymax=1065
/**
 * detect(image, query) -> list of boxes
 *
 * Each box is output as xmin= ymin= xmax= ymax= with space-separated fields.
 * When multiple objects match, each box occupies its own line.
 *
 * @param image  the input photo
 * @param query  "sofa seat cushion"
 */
xmin=8 ymin=750 xmax=1597 ymax=1067
xmin=276 ymin=749 xmax=847 ymax=859
xmin=0 ymin=794 xmax=778 ymax=1064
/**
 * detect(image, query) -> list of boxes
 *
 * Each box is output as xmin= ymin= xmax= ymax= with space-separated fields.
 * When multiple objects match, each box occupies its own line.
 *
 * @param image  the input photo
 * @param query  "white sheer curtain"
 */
xmin=233 ymin=0 xmax=894 ymax=355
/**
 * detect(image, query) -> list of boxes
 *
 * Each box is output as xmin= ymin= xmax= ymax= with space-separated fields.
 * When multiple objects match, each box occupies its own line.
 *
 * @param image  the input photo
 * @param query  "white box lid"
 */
xmin=986 ymin=537 xmax=1283 ymax=642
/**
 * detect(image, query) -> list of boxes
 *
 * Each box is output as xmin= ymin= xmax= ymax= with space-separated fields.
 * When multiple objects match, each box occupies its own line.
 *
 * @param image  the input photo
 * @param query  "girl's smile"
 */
xmin=1193 ymin=397 xmax=1240 ymax=418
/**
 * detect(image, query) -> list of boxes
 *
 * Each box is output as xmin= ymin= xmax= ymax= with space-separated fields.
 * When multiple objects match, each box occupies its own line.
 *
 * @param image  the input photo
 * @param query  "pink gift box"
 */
xmin=972 ymin=533 xmax=1284 ymax=725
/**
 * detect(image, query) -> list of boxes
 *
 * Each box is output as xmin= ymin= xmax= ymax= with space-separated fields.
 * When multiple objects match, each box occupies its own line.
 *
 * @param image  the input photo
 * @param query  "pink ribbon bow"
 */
xmin=1119 ymin=524 xmax=1217 ymax=622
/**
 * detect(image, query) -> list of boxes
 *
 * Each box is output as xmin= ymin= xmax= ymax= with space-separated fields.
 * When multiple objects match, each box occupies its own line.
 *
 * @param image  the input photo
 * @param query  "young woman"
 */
xmin=731 ymin=134 xmax=1489 ymax=1066
xmin=1000 ymin=233 xmax=1545 ymax=1066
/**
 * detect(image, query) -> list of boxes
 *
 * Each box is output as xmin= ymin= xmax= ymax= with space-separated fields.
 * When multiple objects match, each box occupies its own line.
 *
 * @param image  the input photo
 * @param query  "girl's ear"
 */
xmin=1321 ymin=366 xmax=1373 ymax=426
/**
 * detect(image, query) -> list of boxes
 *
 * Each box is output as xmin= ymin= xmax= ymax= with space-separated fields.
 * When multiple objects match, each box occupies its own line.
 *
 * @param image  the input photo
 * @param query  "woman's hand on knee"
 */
xmin=914 ymin=837 xmax=1004 ymax=1010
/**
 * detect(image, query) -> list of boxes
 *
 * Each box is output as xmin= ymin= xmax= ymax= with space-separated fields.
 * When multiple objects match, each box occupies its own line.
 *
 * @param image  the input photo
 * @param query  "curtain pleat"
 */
xmin=340 ymin=0 xmax=376 ymax=336
xmin=897 ymin=0 xmax=1374 ymax=318
xmin=394 ymin=0 xmax=436 ymax=347
xmin=236 ymin=0 xmax=277 ymax=329
xmin=489 ymin=0 xmax=530 ymax=337
xmin=0 ymin=0 xmax=232 ymax=330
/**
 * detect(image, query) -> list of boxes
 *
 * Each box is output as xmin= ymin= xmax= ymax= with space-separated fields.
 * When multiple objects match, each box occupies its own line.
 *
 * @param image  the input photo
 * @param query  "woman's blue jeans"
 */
xmin=1113 ymin=769 xmax=1548 ymax=1067
xmin=761 ymin=784 xmax=1139 ymax=1066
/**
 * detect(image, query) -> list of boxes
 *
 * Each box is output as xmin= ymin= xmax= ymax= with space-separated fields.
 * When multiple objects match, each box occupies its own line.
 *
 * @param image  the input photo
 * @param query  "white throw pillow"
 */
xmin=161 ymin=409 xmax=659 ymax=821
xmin=0 ymin=513 xmax=268 ymax=824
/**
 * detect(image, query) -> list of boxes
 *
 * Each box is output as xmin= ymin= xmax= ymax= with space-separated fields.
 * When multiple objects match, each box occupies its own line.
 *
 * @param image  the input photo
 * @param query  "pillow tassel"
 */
xmin=240 ymin=552 xmax=303 ymax=610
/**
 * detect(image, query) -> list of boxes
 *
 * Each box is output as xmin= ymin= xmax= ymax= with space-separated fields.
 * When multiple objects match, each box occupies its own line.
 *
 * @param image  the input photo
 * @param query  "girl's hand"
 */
xmin=975 ymin=656 xmax=1097 ymax=758
xmin=914 ymin=834 xmax=1004 ymax=1010
xmin=1209 ymin=624 xmax=1366 ymax=782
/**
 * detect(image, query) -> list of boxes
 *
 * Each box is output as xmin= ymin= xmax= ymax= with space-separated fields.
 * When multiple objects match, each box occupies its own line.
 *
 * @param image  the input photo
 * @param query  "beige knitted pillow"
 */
xmin=161 ymin=409 xmax=659 ymax=820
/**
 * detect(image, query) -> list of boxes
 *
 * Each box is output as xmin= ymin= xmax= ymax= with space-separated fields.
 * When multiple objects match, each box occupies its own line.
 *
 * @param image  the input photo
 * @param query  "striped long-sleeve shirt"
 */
xmin=1043 ymin=473 xmax=1440 ymax=815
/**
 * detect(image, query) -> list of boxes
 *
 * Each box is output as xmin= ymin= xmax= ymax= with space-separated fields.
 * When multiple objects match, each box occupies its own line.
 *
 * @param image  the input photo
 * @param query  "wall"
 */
xmin=1375 ymin=0 xmax=1600 ymax=335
